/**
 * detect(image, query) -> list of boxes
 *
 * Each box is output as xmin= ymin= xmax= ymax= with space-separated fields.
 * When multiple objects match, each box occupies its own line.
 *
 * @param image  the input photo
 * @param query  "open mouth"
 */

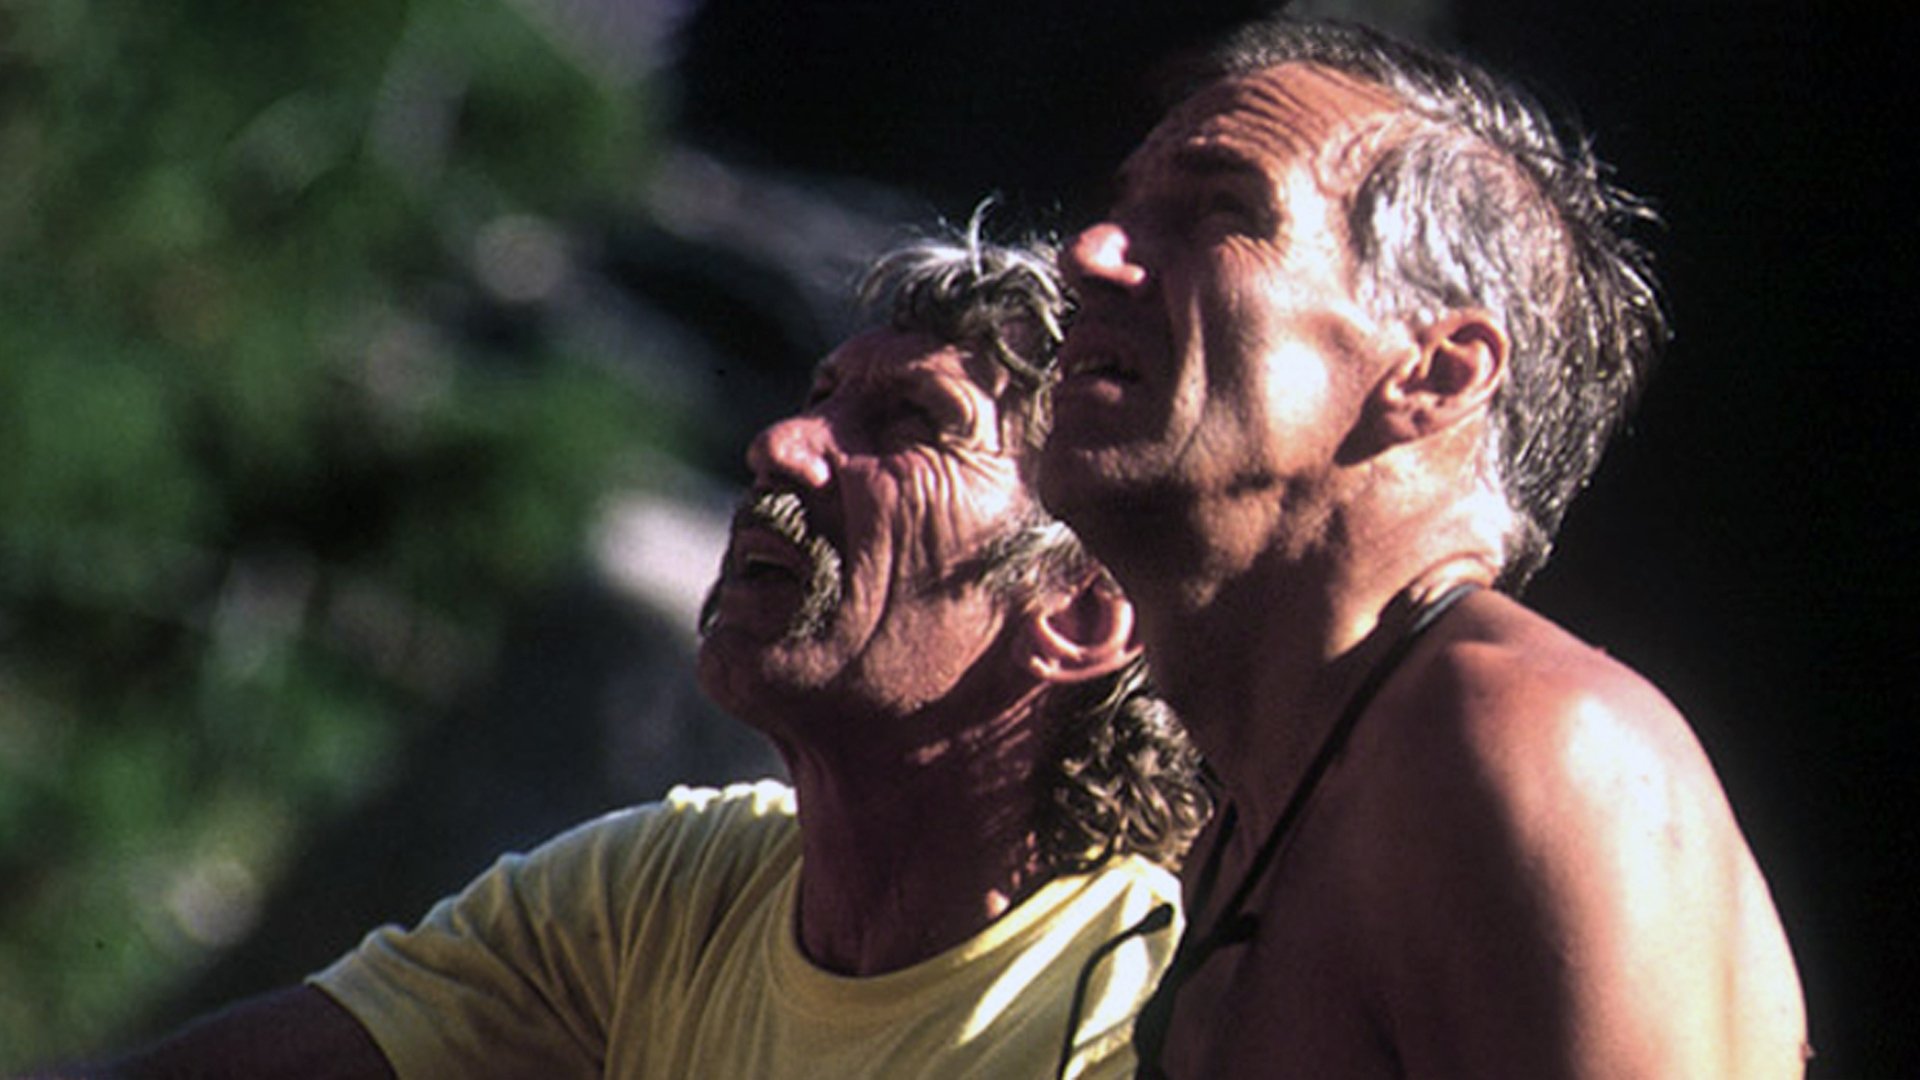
xmin=725 ymin=491 xmax=816 ymax=581
xmin=1062 ymin=349 xmax=1137 ymax=384
xmin=1057 ymin=321 xmax=1141 ymax=389
xmin=731 ymin=536 xmax=806 ymax=583
xmin=706 ymin=490 xmax=845 ymax=640
xmin=741 ymin=553 xmax=792 ymax=579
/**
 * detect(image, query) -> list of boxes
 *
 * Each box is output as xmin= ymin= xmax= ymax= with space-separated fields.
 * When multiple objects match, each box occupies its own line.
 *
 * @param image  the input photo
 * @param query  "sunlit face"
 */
xmin=1039 ymin=64 xmax=1408 ymax=562
xmin=697 ymin=328 xmax=1045 ymax=733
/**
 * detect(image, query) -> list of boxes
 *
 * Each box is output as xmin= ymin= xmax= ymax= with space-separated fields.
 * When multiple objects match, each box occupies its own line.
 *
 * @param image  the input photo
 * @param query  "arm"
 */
xmin=1374 ymin=630 xmax=1806 ymax=1078
xmin=20 ymin=985 xmax=394 ymax=1080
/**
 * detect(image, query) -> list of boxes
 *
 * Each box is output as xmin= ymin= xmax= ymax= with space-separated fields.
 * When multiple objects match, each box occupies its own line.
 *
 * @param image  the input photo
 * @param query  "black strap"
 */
xmin=1132 ymin=582 xmax=1479 ymax=1077
xmin=1055 ymin=902 xmax=1177 ymax=1079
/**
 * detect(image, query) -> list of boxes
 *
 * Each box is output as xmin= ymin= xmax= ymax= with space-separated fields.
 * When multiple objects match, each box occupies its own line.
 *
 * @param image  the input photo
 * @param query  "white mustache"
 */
xmin=700 ymin=490 xmax=845 ymax=639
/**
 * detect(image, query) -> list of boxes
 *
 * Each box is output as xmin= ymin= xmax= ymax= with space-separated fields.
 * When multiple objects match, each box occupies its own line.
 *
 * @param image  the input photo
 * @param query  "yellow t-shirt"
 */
xmin=313 ymin=780 xmax=1181 ymax=1079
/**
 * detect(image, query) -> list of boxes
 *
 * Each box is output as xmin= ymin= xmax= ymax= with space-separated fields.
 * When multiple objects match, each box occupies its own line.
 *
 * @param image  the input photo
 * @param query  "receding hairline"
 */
xmin=1132 ymin=61 xmax=1440 ymax=199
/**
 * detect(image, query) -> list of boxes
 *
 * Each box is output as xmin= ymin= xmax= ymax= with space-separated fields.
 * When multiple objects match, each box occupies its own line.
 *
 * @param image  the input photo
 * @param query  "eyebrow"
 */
xmin=1112 ymin=139 xmax=1272 ymax=207
xmin=808 ymin=354 xmax=973 ymax=407
xmin=1168 ymin=142 xmax=1267 ymax=181
xmin=1154 ymin=141 xmax=1288 ymax=239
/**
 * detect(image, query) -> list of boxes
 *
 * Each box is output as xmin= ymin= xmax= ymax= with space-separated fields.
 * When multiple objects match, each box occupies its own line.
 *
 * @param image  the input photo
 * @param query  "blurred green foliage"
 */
xmin=0 ymin=0 xmax=665 ymax=1064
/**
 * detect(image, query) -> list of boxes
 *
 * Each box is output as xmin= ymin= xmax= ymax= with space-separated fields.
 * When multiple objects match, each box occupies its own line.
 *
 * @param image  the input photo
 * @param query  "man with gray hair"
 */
xmin=25 ymin=223 xmax=1209 ymax=1079
xmin=1038 ymin=15 xmax=1807 ymax=1078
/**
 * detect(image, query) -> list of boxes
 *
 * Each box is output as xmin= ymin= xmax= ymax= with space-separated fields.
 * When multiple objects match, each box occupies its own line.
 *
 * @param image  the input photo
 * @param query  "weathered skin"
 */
xmin=1042 ymin=62 xmax=1808 ymax=1080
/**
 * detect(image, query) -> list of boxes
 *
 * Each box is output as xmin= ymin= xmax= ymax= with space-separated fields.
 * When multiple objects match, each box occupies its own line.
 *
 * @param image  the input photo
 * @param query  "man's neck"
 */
xmin=1131 ymin=499 xmax=1498 ymax=834
xmin=781 ymin=696 xmax=1055 ymax=976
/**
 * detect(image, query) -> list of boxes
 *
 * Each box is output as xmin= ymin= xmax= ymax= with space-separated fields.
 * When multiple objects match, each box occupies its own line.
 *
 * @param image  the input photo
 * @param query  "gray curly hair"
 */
xmin=1178 ymin=17 xmax=1670 ymax=589
xmin=858 ymin=209 xmax=1211 ymax=871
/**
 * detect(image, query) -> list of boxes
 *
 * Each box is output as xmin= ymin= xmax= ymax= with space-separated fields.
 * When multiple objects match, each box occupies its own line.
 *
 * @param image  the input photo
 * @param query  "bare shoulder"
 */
xmin=1343 ymin=589 xmax=1808 ymax=1078
xmin=1375 ymin=589 xmax=1713 ymax=814
xmin=1365 ymin=588 xmax=1759 ymax=897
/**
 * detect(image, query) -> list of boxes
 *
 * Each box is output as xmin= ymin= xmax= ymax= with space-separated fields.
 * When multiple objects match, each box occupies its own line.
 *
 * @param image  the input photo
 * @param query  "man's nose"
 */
xmin=746 ymin=414 xmax=833 ymax=490
xmin=1063 ymin=222 xmax=1148 ymax=294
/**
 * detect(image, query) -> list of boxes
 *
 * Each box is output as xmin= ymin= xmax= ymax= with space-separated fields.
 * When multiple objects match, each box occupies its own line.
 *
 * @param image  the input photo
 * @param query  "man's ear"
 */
xmin=1368 ymin=309 xmax=1509 ymax=446
xmin=1022 ymin=574 xmax=1140 ymax=686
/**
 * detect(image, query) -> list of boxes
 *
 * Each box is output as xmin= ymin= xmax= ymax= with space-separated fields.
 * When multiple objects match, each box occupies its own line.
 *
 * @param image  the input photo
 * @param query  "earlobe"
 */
xmin=1024 ymin=575 xmax=1141 ymax=685
xmin=1371 ymin=309 xmax=1509 ymax=445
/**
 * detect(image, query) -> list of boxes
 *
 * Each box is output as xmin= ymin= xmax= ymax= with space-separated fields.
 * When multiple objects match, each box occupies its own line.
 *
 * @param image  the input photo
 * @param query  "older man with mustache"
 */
xmin=28 ymin=225 xmax=1208 ymax=1080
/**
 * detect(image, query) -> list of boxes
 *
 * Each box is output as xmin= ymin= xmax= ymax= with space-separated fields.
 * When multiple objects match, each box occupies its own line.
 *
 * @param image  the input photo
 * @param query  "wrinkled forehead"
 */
xmin=1124 ymin=62 xmax=1405 ymax=189
xmin=820 ymin=327 xmax=1004 ymax=390
xmin=817 ymin=327 xmax=1040 ymax=450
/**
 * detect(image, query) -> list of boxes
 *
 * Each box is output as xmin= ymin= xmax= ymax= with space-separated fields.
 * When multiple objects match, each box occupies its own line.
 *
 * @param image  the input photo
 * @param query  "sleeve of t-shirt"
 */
xmin=309 ymin=780 xmax=797 ymax=1080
